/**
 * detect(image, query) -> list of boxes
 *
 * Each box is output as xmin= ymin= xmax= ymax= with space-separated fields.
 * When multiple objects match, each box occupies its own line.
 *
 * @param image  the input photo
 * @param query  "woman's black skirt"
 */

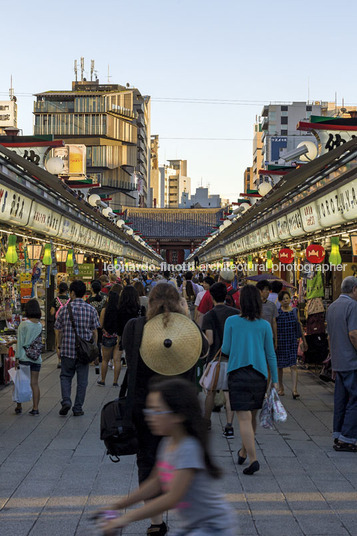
xmin=228 ymin=366 xmax=267 ymax=411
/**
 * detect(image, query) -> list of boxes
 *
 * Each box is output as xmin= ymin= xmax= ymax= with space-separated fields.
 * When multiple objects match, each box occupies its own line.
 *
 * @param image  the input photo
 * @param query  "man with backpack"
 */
xmin=202 ymin=282 xmax=240 ymax=435
xmin=197 ymin=270 xmax=240 ymax=316
xmin=55 ymin=280 xmax=100 ymax=417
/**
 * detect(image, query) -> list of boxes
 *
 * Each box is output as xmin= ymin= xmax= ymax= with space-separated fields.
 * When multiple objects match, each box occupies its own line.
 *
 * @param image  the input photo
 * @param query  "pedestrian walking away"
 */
xmin=201 ymin=282 xmax=239 ymax=436
xmin=98 ymin=378 xmax=236 ymax=536
xmin=14 ymin=299 xmax=43 ymax=416
xmin=222 ymin=284 xmax=278 ymax=475
xmin=55 ymin=280 xmax=100 ymax=416
xmin=326 ymin=276 xmax=357 ymax=452
xmin=121 ymin=283 xmax=209 ymax=536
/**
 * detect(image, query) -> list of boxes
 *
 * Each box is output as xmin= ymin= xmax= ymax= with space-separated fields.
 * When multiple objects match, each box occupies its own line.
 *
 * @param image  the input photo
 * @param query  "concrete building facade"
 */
xmin=33 ymin=77 xmax=151 ymax=209
xmin=159 ymin=159 xmax=191 ymax=208
xmin=190 ymin=186 xmax=221 ymax=208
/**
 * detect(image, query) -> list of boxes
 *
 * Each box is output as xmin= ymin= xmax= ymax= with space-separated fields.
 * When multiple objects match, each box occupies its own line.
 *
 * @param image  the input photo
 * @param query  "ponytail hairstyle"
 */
xmin=148 ymin=378 xmax=222 ymax=479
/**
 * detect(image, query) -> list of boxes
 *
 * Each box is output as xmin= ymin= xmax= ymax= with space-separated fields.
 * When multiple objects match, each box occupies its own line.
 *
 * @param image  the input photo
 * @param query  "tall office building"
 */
xmin=33 ymin=66 xmax=151 ymax=208
xmin=159 ymin=159 xmax=191 ymax=208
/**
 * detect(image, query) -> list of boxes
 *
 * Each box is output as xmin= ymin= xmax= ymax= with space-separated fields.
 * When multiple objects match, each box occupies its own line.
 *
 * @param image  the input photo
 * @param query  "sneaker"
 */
xmin=112 ymin=382 xmax=119 ymax=387
xmin=108 ymin=361 xmax=114 ymax=369
xmin=73 ymin=410 xmax=84 ymax=416
xmin=97 ymin=380 xmax=105 ymax=386
xmin=223 ymin=426 xmax=234 ymax=439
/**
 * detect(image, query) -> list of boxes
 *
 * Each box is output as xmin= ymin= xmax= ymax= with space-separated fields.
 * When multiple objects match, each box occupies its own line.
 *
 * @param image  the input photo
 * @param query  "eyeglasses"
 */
xmin=143 ymin=409 xmax=174 ymax=416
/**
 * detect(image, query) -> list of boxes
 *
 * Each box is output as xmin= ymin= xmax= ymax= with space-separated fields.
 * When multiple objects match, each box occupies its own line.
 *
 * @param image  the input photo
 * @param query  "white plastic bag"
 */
xmin=271 ymin=387 xmax=287 ymax=423
xmin=9 ymin=365 xmax=32 ymax=403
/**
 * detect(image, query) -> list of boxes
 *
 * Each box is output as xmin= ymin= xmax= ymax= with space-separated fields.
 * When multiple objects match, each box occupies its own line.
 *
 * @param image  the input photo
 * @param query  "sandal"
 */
xmin=333 ymin=441 xmax=357 ymax=452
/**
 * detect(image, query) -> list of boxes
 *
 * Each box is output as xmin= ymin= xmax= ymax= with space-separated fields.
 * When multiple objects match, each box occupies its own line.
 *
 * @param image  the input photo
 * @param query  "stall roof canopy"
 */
xmin=198 ymin=137 xmax=357 ymax=257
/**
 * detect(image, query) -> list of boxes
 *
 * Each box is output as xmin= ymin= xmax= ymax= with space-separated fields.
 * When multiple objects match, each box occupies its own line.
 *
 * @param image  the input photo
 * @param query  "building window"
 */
xmin=281 ymin=129 xmax=288 ymax=135
xmin=281 ymin=116 xmax=288 ymax=124
xmin=306 ymin=105 xmax=312 ymax=111
xmin=281 ymin=105 xmax=288 ymax=112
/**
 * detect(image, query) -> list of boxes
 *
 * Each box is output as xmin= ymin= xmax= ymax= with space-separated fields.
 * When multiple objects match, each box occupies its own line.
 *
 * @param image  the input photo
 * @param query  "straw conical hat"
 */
xmin=140 ymin=313 xmax=202 ymax=375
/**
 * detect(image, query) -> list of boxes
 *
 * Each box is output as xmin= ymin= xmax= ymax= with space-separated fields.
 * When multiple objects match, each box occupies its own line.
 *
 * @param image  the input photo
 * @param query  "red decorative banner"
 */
xmin=306 ymin=244 xmax=325 ymax=264
xmin=279 ymin=248 xmax=294 ymax=264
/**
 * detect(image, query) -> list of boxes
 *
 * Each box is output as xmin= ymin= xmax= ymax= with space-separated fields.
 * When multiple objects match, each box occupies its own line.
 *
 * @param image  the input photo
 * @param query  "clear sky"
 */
xmin=2 ymin=0 xmax=357 ymax=201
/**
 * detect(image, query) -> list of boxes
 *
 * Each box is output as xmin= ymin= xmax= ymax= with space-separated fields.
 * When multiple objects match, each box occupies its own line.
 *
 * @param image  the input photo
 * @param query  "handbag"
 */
xmin=67 ymin=302 xmax=99 ymax=364
xmin=24 ymin=333 xmax=44 ymax=361
xmin=100 ymin=317 xmax=144 ymax=462
xmin=199 ymin=349 xmax=222 ymax=391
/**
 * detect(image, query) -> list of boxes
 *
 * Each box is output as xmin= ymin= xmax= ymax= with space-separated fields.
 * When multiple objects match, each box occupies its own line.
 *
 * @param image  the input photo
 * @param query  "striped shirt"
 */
xmin=54 ymin=298 xmax=100 ymax=359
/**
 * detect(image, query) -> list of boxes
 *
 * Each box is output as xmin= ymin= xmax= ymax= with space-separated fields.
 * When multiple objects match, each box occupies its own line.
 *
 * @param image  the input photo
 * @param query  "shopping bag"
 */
xmin=271 ymin=388 xmax=287 ymax=423
xmin=259 ymin=393 xmax=274 ymax=429
xmin=9 ymin=366 xmax=32 ymax=403
xmin=199 ymin=360 xmax=221 ymax=391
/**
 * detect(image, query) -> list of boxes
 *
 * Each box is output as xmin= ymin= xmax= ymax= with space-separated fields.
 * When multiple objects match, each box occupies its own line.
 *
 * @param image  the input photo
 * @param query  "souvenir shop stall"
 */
xmin=0 ymin=145 xmax=162 ymax=385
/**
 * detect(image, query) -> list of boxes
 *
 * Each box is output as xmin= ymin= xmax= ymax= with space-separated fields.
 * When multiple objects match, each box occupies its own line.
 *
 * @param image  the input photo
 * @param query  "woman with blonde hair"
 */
xmin=121 ymin=283 xmax=208 ymax=536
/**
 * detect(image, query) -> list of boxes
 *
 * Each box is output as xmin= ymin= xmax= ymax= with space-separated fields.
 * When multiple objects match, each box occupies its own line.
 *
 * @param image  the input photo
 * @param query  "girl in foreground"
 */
xmin=100 ymin=378 xmax=235 ymax=535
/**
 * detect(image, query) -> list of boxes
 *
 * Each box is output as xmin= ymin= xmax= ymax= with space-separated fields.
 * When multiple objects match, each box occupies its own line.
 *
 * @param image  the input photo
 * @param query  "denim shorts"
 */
xmin=19 ymin=360 xmax=41 ymax=372
xmin=101 ymin=336 xmax=118 ymax=348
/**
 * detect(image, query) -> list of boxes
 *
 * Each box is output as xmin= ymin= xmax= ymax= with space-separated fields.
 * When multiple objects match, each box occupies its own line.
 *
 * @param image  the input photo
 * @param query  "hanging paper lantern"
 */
xmin=27 ymin=244 xmax=43 ymax=260
xmin=279 ymin=248 xmax=294 ymax=264
xmin=56 ymin=249 xmax=68 ymax=263
xmin=5 ymin=235 xmax=18 ymax=264
xmin=266 ymin=250 xmax=273 ymax=270
xmin=76 ymin=253 xmax=85 ymax=264
xmin=66 ymin=249 xmax=74 ymax=268
xmin=247 ymin=255 xmax=253 ymax=271
xmin=306 ymin=244 xmax=325 ymax=264
xmin=42 ymin=244 xmax=52 ymax=266
xmin=329 ymin=237 xmax=342 ymax=266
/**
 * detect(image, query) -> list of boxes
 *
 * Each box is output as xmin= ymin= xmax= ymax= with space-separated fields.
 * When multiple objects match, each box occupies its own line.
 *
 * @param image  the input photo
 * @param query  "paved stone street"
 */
xmin=1 ymin=354 xmax=356 ymax=536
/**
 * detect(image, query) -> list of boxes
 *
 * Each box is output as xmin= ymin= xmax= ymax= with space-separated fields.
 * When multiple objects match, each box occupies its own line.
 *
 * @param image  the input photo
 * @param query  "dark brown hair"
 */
xmin=147 ymin=283 xmax=185 ymax=327
xmin=239 ymin=284 xmax=262 ymax=321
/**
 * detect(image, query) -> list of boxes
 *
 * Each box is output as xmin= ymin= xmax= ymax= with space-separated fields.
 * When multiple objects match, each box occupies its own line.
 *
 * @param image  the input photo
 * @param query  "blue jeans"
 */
xmin=60 ymin=356 xmax=89 ymax=412
xmin=333 ymin=370 xmax=357 ymax=444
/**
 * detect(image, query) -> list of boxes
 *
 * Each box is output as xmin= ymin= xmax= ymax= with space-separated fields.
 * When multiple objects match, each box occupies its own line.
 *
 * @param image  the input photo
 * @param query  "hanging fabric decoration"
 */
xmin=5 ymin=235 xmax=18 ymax=264
xmin=24 ymin=246 xmax=32 ymax=272
xmin=42 ymin=244 xmax=52 ymax=266
xmin=72 ymin=250 xmax=79 ymax=276
xmin=31 ymin=261 xmax=42 ymax=298
xmin=266 ymin=251 xmax=273 ymax=270
xmin=306 ymin=270 xmax=324 ymax=300
xmin=50 ymin=243 xmax=58 ymax=276
xmin=329 ymin=237 xmax=342 ymax=266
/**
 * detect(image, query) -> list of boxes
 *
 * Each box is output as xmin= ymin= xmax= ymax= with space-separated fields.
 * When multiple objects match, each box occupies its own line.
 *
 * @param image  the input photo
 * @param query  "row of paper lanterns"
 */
xmin=243 ymin=240 xmax=341 ymax=270
xmin=5 ymin=236 xmax=85 ymax=267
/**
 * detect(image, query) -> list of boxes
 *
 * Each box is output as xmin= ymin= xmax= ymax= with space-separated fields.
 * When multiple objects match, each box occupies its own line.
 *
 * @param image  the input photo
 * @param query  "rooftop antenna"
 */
xmin=9 ymin=75 xmax=14 ymax=100
xmin=107 ymin=65 xmax=112 ymax=83
xmin=80 ymin=57 xmax=85 ymax=81
xmin=90 ymin=60 xmax=95 ymax=81
xmin=74 ymin=60 xmax=78 ymax=82
xmin=307 ymin=77 xmax=310 ymax=104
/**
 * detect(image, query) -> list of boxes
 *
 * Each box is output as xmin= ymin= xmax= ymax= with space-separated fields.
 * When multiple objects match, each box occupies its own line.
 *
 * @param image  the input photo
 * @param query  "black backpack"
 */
xmin=100 ymin=318 xmax=144 ymax=462
xmin=225 ymin=288 xmax=238 ymax=308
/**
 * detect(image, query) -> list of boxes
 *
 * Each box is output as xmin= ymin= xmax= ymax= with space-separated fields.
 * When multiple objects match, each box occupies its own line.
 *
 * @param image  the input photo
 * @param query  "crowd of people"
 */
xmin=11 ymin=268 xmax=357 ymax=535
